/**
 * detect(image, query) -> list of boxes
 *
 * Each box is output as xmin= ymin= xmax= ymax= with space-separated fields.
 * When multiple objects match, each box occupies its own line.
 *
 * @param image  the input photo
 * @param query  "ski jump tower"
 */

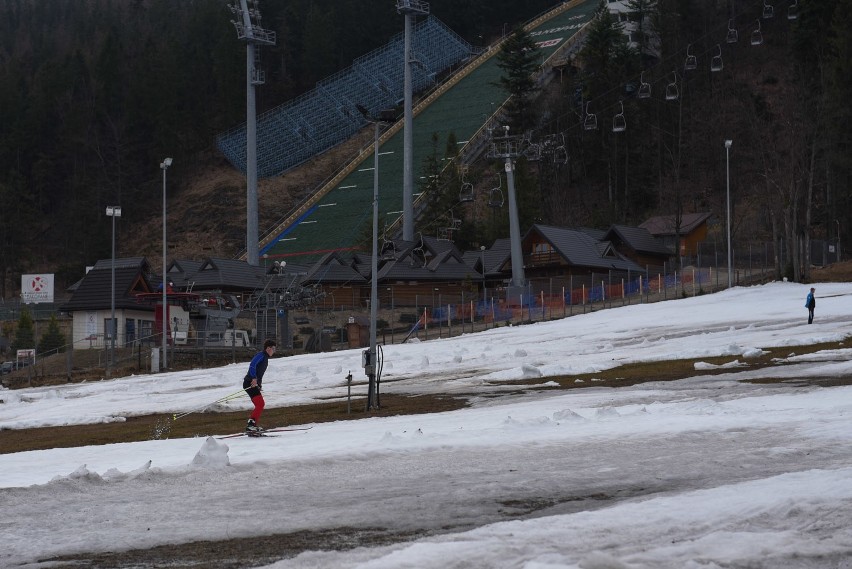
xmin=228 ymin=0 xmax=276 ymax=266
xmin=396 ymin=0 xmax=430 ymax=242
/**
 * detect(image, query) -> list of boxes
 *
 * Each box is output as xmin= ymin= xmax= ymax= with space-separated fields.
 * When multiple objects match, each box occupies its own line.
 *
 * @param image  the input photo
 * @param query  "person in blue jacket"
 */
xmin=805 ymin=287 xmax=816 ymax=324
xmin=243 ymin=338 xmax=276 ymax=435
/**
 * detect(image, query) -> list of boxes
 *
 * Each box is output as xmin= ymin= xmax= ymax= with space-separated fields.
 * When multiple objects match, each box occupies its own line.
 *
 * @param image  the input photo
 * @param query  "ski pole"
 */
xmin=173 ymin=389 xmax=245 ymax=420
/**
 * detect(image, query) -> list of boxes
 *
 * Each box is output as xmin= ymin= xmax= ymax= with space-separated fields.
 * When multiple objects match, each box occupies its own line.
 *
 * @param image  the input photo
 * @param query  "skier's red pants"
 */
xmin=250 ymin=394 xmax=265 ymax=422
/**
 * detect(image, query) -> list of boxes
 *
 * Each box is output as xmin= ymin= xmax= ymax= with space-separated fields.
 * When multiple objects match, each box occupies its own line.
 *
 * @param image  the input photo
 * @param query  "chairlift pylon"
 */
xmin=726 ymin=19 xmax=738 ymax=43
xmin=665 ymin=71 xmax=679 ymax=101
xmin=612 ymin=101 xmax=626 ymax=133
xmin=583 ymin=102 xmax=597 ymax=130
xmin=710 ymin=44 xmax=723 ymax=72
xmin=684 ymin=44 xmax=697 ymax=71
xmin=637 ymin=71 xmax=651 ymax=99
xmin=751 ymin=19 xmax=763 ymax=46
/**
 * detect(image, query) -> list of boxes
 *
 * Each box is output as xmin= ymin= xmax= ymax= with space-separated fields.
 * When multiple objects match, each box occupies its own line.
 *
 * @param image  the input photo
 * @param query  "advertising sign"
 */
xmin=21 ymin=274 xmax=54 ymax=304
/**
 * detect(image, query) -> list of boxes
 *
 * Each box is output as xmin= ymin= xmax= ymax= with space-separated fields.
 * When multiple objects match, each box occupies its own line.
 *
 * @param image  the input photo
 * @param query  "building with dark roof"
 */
xmin=640 ymin=212 xmax=713 ymax=256
xmin=520 ymin=224 xmax=645 ymax=279
xmin=604 ymin=225 xmax=673 ymax=267
xmin=60 ymin=258 xmax=158 ymax=349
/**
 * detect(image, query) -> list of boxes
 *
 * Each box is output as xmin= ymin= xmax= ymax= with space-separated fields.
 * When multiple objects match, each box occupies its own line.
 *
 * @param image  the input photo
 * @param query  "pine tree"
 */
xmin=39 ymin=314 xmax=67 ymax=356
xmin=495 ymin=27 xmax=541 ymax=130
xmin=11 ymin=309 xmax=35 ymax=353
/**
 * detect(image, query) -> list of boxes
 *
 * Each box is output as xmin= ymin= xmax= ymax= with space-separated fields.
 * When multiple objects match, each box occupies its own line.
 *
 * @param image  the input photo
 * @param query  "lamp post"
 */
xmin=160 ymin=157 xmax=172 ymax=370
xmin=106 ymin=205 xmax=122 ymax=378
xmin=480 ymin=245 xmax=486 ymax=301
xmin=356 ymin=105 xmax=393 ymax=411
xmin=836 ymin=219 xmax=841 ymax=263
xmin=725 ymin=140 xmax=732 ymax=288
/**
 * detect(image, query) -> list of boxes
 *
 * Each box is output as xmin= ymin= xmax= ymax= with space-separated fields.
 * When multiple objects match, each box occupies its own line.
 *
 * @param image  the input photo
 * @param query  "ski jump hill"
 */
xmin=217 ymin=0 xmax=597 ymax=264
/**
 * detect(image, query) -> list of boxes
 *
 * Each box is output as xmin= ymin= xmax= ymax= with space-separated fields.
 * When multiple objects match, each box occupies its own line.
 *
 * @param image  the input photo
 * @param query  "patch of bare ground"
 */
xmin=810 ymin=260 xmax=852 ymax=283
xmin=47 ymin=527 xmax=432 ymax=569
xmin=131 ymin=128 xmax=375 ymax=266
xmin=3 ymin=341 xmax=849 ymax=455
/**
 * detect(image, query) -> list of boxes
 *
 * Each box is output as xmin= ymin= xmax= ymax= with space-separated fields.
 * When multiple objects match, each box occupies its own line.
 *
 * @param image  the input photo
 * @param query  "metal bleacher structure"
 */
xmin=217 ymin=15 xmax=475 ymax=178
xmin=222 ymin=0 xmax=597 ymax=264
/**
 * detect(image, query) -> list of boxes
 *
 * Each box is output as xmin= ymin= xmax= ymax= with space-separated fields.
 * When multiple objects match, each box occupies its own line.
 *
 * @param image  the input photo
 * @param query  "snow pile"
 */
xmin=190 ymin=437 xmax=230 ymax=469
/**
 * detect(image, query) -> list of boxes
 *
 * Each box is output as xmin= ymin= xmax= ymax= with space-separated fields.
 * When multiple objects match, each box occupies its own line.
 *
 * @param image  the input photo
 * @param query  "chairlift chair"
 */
xmin=665 ymin=72 xmax=679 ymax=101
xmin=726 ymin=19 xmax=738 ymax=43
xmin=459 ymin=169 xmax=474 ymax=202
xmin=583 ymin=102 xmax=598 ymax=130
xmin=762 ymin=0 xmax=774 ymax=19
xmin=684 ymin=44 xmax=697 ymax=71
xmin=710 ymin=44 xmax=723 ymax=72
xmin=554 ymin=144 xmax=569 ymax=165
xmin=787 ymin=0 xmax=798 ymax=20
xmin=487 ymin=174 xmax=504 ymax=208
xmin=751 ymin=20 xmax=763 ymax=46
xmin=380 ymin=240 xmax=397 ymax=261
xmin=637 ymin=71 xmax=651 ymax=99
xmin=411 ymin=234 xmax=427 ymax=268
xmin=459 ymin=182 xmax=474 ymax=202
xmin=612 ymin=101 xmax=626 ymax=133
xmin=523 ymin=143 xmax=542 ymax=161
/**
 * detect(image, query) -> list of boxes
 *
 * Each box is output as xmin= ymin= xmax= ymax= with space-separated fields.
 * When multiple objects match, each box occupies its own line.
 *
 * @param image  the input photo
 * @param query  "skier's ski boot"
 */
xmin=246 ymin=419 xmax=262 ymax=437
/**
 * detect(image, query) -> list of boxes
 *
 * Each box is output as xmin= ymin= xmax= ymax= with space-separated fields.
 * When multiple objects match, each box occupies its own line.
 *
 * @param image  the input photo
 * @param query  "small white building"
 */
xmin=61 ymin=257 xmax=157 ymax=350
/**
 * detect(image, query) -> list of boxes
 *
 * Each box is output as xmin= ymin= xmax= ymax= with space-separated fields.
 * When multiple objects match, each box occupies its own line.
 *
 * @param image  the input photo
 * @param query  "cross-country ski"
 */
xmin=216 ymin=426 xmax=313 ymax=440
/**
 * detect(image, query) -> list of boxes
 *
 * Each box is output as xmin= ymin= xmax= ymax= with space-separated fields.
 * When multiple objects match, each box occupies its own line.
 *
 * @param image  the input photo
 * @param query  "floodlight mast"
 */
xmin=229 ymin=0 xmax=276 ymax=266
xmin=396 ymin=0 xmax=429 ymax=242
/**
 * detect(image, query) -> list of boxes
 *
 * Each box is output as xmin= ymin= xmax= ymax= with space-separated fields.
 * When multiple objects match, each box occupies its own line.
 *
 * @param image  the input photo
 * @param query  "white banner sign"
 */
xmin=86 ymin=311 xmax=98 ymax=339
xmin=21 ymin=274 xmax=54 ymax=304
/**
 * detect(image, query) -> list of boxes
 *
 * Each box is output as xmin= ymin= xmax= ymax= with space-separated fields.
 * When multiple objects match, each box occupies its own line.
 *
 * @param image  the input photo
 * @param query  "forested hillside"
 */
xmin=0 ymin=0 xmax=555 ymax=297
xmin=0 ymin=0 xmax=849 ymax=298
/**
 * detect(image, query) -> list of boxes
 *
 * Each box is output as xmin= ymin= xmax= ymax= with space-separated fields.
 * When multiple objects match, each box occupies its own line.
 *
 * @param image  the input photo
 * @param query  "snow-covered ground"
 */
xmin=2 ymin=281 xmax=852 ymax=568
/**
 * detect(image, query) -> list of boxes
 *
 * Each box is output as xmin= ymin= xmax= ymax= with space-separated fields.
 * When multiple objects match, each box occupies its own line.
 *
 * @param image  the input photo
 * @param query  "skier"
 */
xmin=243 ymin=338 xmax=276 ymax=435
xmin=805 ymin=287 xmax=816 ymax=324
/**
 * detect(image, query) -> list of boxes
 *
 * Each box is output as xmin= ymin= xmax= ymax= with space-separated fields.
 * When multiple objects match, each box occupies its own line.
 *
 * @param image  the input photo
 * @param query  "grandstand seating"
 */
xmin=217 ymin=15 xmax=474 ymax=178
xmin=251 ymin=0 xmax=598 ymax=263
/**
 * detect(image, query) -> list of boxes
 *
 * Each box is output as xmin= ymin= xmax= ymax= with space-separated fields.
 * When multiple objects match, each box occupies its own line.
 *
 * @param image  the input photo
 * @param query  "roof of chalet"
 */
xmin=165 ymin=260 xmax=203 ymax=288
xmin=378 ymin=246 xmax=479 ymax=281
xmin=61 ymin=257 xmax=156 ymax=312
xmin=605 ymin=225 xmax=672 ymax=257
xmin=528 ymin=225 xmax=643 ymax=272
xmin=305 ymin=237 xmax=479 ymax=283
xmin=178 ymin=258 xmax=266 ymax=291
xmin=578 ymin=227 xmax=607 ymax=241
xmin=304 ymin=253 xmax=367 ymax=284
xmin=639 ymin=212 xmax=712 ymax=237
xmin=461 ymin=239 xmax=512 ymax=277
